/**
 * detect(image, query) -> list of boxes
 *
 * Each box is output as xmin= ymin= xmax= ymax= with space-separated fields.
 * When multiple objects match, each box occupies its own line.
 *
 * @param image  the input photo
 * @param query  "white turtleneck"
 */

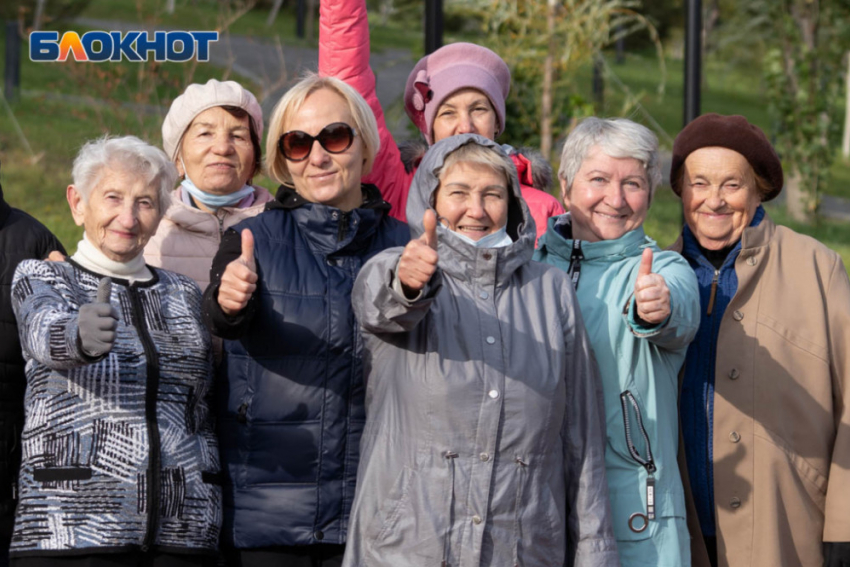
xmin=71 ymin=233 xmax=153 ymax=284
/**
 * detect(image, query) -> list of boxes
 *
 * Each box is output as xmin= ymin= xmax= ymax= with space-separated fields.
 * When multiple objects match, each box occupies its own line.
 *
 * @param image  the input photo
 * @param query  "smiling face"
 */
xmin=562 ymin=145 xmax=650 ymax=242
xmin=177 ymin=106 xmax=256 ymax=196
xmin=282 ymin=88 xmax=365 ymax=212
xmin=68 ymin=167 xmax=163 ymax=263
xmin=434 ymin=161 xmax=509 ymax=240
xmin=681 ymin=146 xmax=761 ymax=250
xmin=431 ymin=88 xmax=499 ymax=143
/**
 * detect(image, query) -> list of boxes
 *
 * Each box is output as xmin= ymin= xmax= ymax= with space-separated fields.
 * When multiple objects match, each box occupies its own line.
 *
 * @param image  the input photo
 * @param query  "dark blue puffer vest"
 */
xmin=217 ymin=186 xmax=409 ymax=548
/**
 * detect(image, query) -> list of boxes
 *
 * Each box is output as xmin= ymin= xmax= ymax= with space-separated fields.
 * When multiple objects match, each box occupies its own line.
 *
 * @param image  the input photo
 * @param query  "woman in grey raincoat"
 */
xmin=346 ymin=134 xmax=619 ymax=567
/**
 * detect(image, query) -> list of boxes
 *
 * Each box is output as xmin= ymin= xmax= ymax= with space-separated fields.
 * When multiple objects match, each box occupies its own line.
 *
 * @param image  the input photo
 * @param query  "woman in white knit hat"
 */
xmin=145 ymin=79 xmax=274 ymax=292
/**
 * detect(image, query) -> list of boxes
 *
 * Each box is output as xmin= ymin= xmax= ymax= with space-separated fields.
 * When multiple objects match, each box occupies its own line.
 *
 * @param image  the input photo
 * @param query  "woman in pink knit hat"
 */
xmin=318 ymin=0 xmax=564 ymax=244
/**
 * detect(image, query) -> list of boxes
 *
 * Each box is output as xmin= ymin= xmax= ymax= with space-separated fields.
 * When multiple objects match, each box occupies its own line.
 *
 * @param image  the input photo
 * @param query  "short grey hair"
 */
xmin=72 ymin=135 xmax=177 ymax=211
xmin=559 ymin=117 xmax=662 ymax=198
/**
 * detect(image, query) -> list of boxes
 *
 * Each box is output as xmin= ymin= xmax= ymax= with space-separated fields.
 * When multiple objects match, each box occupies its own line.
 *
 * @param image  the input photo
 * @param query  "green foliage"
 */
xmin=720 ymin=0 xmax=850 ymax=216
xmin=458 ymin=0 xmax=664 ymax=155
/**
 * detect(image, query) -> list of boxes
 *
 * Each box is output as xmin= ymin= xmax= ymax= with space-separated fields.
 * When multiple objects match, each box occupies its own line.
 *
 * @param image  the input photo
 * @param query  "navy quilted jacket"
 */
xmin=203 ymin=184 xmax=409 ymax=548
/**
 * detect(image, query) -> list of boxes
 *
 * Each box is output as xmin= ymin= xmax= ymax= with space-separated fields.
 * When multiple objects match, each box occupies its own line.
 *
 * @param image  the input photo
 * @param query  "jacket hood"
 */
xmin=406 ymin=134 xmax=536 ymax=283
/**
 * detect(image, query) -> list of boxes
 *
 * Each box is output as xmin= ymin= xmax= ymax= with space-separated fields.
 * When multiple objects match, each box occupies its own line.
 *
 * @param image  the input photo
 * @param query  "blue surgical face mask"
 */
xmin=180 ymin=158 xmax=255 ymax=210
xmin=447 ymin=225 xmax=513 ymax=248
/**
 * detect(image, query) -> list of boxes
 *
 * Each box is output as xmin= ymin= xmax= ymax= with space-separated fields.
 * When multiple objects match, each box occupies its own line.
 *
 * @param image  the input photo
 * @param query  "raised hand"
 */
xmin=634 ymin=248 xmax=671 ymax=325
xmin=397 ymin=210 xmax=439 ymax=297
xmin=218 ymin=229 xmax=258 ymax=315
xmin=78 ymin=277 xmax=118 ymax=357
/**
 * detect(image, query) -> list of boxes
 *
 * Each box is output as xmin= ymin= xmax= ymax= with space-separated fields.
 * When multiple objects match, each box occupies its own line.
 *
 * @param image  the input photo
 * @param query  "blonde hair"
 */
xmin=436 ymin=142 xmax=514 ymax=188
xmin=265 ymin=74 xmax=380 ymax=185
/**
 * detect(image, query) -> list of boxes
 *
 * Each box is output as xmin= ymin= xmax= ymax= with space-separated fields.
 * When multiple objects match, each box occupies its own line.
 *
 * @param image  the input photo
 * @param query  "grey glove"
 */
xmin=78 ymin=278 xmax=118 ymax=358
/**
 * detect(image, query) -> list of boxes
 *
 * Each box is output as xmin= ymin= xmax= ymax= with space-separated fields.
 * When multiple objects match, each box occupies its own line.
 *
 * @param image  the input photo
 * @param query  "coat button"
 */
xmin=733 ymin=310 xmax=744 ymax=321
xmin=730 ymin=497 xmax=741 ymax=509
xmin=728 ymin=368 xmax=740 ymax=380
xmin=479 ymin=291 xmax=489 ymax=299
xmin=472 ymin=515 xmax=482 ymax=525
xmin=314 ymin=530 xmax=324 ymax=540
xmin=488 ymin=389 xmax=500 ymax=399
xmin=729 ymin=431 xmax=741 ymax=443
xmin=747 ymin=256 xmax=758 ymax=266
xmin=479 ymin=452 xmax=490 ymax=462
xmin=482 ymin=253 xmax=492 ymax=260
xmin=486 ymin=336 xmax=496 ymax=344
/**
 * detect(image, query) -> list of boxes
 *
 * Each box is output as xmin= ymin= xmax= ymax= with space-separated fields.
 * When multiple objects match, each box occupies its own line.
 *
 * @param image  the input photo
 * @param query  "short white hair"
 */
xmin=559 ymin=117 xmax=662 ymax=198
xmin=72 ymin=135 xmax=177 ymax=211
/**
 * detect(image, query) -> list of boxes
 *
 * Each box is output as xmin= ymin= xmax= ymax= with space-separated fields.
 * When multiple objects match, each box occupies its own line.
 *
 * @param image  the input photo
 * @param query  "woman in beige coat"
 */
xmin=670 ymin=113 xmax=850 ymax=567
xmin=144 ymin=79 xmax=273 ymax=291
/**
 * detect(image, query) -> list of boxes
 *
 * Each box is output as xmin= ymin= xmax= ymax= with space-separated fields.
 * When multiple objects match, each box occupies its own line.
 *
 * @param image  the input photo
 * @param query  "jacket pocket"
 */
xmin=609 ymin=488 xmax=686 ymax=543
xmin=365 ymin=464 xmax=446 ymax=566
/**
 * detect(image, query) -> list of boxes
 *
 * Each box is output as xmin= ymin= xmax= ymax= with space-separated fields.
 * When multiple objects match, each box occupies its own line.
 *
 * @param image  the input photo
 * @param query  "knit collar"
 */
xmin=71 ymin=233 xmax=153 ymax=283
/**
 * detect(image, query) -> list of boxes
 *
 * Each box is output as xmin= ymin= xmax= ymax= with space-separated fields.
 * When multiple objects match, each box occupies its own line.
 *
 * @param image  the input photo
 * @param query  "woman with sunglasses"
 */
xmin=318 ymin=0 xmax=564 ymax=244
xmin=201 ymin=73 xmax=409 ymax=567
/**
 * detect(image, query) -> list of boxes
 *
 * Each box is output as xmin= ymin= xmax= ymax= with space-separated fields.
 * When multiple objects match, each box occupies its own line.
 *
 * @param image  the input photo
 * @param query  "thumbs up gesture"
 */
xmin=397 ymin=209 xmax=439 ymax=297
xmin=78 ymin=277 xmax=118 ymax=358
xmin=634 ymin=248 xmax=671 ymax=325
xmin=218 ymin=229 xmax=258 ymax=315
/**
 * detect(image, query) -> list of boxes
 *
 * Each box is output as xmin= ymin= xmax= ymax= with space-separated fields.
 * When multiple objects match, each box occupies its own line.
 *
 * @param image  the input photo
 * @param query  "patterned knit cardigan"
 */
xmin=10 ymin=259 xmax=221 ymax=557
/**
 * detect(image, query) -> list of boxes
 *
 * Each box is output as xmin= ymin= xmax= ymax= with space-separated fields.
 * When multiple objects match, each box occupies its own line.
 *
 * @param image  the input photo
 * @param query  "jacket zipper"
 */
xmin=620 ymin=391 xmax=657 ymax=521
xmin=337 ymin=211 xmax=349 ymax=242
xmin=129 ymin=288 xmax=162 ymax=552
xmin=567 ymin=240 xmax=584 ymax=290
xmin=706 ymin=269 xmax=720 ymax=315
xmin=442 ymin=450 xmax=458 ymax=567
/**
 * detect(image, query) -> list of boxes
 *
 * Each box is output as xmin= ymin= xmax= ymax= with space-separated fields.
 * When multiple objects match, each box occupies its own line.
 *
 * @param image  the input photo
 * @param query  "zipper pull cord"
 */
xmin=707 ymin=269 xmax=719 ymax=315
xmin=568 ymin=240 xmax=584 ymax=290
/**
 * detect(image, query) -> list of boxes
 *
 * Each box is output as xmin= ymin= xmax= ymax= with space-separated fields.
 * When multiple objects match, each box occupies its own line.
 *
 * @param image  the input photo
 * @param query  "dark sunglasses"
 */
xmin=277 ymin=122 xmax=357 ymax=162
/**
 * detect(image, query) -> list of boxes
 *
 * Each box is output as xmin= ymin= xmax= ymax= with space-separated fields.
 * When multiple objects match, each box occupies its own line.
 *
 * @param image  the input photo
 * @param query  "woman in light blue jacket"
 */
xmin=535 ymin=117 xmax=700 ymax=567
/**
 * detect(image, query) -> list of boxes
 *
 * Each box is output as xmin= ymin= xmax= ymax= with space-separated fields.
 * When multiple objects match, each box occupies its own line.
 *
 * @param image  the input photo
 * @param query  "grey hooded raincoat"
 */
xmin=346 ymin=134 xmax=619 ymax=567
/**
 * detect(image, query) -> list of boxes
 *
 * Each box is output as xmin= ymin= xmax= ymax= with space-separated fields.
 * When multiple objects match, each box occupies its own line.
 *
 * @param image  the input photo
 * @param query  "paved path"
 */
xmin=74 ymin=17 xmax=416 ymax=138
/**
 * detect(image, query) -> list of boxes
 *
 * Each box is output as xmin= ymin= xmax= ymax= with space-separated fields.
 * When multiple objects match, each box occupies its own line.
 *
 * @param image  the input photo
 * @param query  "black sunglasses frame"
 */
xmin=277 ymin=122 xmax=357 ymax=162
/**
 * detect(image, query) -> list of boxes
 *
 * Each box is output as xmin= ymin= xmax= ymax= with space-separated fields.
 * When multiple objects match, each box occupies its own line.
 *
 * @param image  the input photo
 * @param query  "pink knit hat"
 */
xmin=403 ymin=42 xmax=511 ymax=143
xmin=162 ymin=79 xmax=263 ymax=160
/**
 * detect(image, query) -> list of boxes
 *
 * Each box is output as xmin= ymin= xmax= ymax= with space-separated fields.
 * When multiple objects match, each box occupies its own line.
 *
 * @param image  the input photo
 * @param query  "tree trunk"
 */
xmin=306 ymin=0 xmax=316 ymax=42
xmin=843 ymin=51 xmax=850 ymax=160
xmin=266 ymin=0 xmax=285 ymax=27
xmin=165 ymin=0 xmax=175 ymax=14
xmin=540 ymin=0 xmax=557 ymax=161
xmin=32 ymin=0 xmax=46 ymax=30
xmin=785 ymin=169 xmax=813 ymax=223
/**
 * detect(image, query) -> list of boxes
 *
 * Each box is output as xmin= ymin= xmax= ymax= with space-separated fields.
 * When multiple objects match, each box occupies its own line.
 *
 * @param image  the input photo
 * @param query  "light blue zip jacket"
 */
xmin=535 ymin=215 xmax=699 ymax=567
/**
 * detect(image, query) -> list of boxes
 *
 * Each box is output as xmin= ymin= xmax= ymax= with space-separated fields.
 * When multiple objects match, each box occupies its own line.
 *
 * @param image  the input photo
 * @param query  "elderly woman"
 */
xmin=10 ymin=136 xmax=221 ymax=566
xmin=201 ymin=74 xmax=409 ymax=566
xmin=144 ymin=79 xmax=274 ymax=291
xmin=318 ymin=0 xmax=564 ymax=242
xmin=534 ymin=117 xmax=700 ymax=567
xmin=345 ymin=134 xmax=618 ymax=567
xmin=669 ymin=113 xmax=850 ymax=567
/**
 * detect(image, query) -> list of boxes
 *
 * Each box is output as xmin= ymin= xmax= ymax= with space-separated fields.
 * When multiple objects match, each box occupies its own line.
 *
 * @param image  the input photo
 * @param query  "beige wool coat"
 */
xmin=144 ymin=185 xmax=273 ymax=291
xmin=672 ymin=213 xmax=850 ymax=567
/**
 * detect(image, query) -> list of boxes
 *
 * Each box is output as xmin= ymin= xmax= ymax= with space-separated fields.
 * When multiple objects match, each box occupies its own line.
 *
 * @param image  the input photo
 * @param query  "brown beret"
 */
xmin=670 ymin=113 xmax=784 ymax=201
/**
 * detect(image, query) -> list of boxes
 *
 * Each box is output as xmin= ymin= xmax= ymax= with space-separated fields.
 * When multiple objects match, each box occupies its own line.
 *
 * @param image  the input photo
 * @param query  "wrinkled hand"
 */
xmin=78 ymin=277 xmax=118 ymax=357
xmin=634 ymin=249 xmax=671 ymax=325
xmin=397 ymin=210 xmax=438 ymax=297
xmin=218 ymin=229 xmax=258 ymax=316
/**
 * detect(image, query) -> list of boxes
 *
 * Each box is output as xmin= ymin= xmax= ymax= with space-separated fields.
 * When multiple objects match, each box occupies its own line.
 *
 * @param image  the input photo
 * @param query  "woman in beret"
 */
xmin=670 ymin=113 xmax=850 ymax=567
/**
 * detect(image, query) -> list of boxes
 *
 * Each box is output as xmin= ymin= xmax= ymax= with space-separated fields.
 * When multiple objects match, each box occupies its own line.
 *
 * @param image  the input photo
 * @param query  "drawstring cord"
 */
xmin=512 ymin=456 xmax=528 ymax=567
xmin=442 ymin=451 xmax=458 ymax=567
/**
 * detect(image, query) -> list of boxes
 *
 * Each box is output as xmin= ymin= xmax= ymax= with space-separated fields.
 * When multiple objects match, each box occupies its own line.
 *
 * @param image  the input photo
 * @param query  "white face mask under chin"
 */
xmin=447 ymin=225 xmax=513 ymax=248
